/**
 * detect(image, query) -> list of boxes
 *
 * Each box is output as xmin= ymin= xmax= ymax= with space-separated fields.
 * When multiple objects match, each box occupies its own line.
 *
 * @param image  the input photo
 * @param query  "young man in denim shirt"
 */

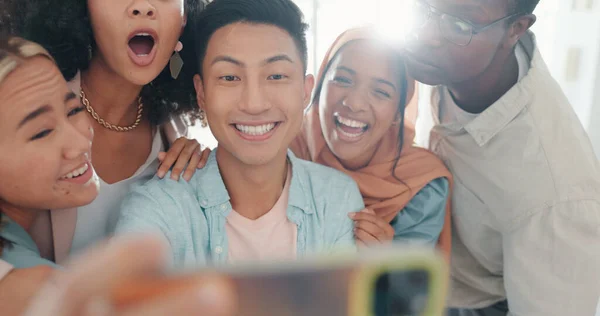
xmin=116 ymin=0 xmax=363 ymax=267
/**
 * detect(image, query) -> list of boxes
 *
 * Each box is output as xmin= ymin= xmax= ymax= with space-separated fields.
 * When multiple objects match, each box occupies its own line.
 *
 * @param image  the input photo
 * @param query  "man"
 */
xmin=404 ymin=0 xmax=600 ymax=315
xmin=115 ymin=0 xmax=363 ymax=266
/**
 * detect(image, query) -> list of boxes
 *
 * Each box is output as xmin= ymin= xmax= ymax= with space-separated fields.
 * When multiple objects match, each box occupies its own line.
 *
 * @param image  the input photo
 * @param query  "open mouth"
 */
xmin=128 ymin=33 xmax=155 ymax=56
xmin=334 ymin=113 xmax=369 ymax=139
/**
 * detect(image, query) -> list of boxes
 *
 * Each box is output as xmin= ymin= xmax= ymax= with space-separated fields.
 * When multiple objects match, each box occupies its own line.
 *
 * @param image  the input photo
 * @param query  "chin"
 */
xmin=122 ymin=67 xmax=165 ymax=86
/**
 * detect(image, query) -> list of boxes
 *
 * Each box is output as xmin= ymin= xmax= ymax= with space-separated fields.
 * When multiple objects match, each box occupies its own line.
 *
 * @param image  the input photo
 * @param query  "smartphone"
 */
xmin=111 ymin=247 xmax=448 ymax=316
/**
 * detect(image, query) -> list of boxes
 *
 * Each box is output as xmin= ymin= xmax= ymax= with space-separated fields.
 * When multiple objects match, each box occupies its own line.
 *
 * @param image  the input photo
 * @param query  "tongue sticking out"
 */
xmin=129 ymin=36 xmax=154 ymax=56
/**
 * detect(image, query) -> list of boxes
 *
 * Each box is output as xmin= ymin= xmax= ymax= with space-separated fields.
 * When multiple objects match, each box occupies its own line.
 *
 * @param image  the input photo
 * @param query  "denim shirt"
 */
xmin=0 ymin=217 xmax=58 ymax=269
xmin=116 ymin=149 xmax=363 ymax=268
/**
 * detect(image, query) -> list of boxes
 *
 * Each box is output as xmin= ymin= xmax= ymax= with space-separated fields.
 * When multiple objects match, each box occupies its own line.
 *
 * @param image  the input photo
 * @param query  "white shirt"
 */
xmin=420 ymin=32 xmax=600 ymax=316
xmin=440 ymin=44 xmax=530 ymax=125
xmin=69 ymin=131 xmax=163 ymax=255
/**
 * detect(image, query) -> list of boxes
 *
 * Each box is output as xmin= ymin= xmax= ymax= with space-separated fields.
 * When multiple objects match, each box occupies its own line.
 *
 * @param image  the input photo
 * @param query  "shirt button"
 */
xmin=215 ymin=246 xmax=223 ymax=254
xmin=220 ymin=204 xmax=227 ymax=210
xmin=201 ymin=200 xmax=208 ymax=206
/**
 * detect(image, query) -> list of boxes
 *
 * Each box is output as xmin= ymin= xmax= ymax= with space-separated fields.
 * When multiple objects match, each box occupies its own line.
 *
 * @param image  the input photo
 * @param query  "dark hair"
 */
xmin=0 ymin=0 xmax=206 ymax=125
xmin=311 ymin=40 xmax=409 ymax=180
xmin=190 ymin=0 xmax=308 ymax=78
xmin=512 ymin=0 xmax=540 ymax=14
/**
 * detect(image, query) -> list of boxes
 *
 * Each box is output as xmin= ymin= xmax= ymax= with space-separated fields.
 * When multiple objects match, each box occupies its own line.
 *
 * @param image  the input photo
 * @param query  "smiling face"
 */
xmin=0 ymin=56 xmax=99 ymax=213
xmin=194 ymin=22 xmax=314 ymax=167
xmin=87 ymin=0 xmax=186 ymax=85
xmin=318 ymin=40 xmax=404 ymax=169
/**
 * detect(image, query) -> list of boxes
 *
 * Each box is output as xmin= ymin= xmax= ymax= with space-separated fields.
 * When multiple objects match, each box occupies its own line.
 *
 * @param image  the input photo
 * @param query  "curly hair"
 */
xmin=0 ymin=0 xmax=206 ymax=125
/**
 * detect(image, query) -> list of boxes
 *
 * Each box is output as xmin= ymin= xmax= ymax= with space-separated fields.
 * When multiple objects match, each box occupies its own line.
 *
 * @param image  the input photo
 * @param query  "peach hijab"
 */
xmin=291 ymin=27 xmax=452 ymax=258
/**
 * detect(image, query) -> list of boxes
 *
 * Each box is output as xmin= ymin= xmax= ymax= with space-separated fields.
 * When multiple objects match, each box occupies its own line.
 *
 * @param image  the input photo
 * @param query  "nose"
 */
xmin=409 ymin=18 xmax=443 ymax=48
xmin=239 ymin=80 xmax=271 ymax=115
xmin=128 ymin=0 xmax=156 ymax=19
xmin=342 ymin=86 xmax=368 ymax=113
xmin=62 ymin=120 xmax=93 ymax=161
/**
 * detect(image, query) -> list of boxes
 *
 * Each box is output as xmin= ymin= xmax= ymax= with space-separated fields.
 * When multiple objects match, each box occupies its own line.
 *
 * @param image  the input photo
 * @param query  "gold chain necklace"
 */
xmin=80 ymin=90 xmax=144 ymax=132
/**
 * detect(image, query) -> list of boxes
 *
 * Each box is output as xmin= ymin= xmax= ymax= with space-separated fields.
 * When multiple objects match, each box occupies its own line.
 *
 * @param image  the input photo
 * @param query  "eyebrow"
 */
xmin=263 ymin=54 xmax=294 ymax=65
xmin=210 ymin=54 xmax=295 ymax=67
xmin=65 ymin=92 xmax=77 ymax=102
xmin=374 ymin=79 xmax=397 ymax=92
xmin=18 ymin=105 xmax=52 ymax=129
xmin=336 ymin=66 xmax=396 ymax=91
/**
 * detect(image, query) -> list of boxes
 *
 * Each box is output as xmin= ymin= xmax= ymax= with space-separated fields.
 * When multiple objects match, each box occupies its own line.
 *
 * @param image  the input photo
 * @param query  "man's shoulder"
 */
xmin=292 ymin=157 xmax=357 ymax=190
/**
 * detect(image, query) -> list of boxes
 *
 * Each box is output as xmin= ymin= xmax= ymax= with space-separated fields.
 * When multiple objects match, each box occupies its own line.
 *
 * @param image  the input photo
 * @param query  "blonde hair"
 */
xmin=0 ymin=36 xmax=54 ymax=84
xmin=0 ymin=35 xmax=55 ymax=255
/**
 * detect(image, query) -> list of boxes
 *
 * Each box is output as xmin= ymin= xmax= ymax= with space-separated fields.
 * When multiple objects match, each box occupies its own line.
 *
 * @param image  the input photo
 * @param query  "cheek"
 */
xmin=0 ymin=152 xmax=55 ymax=197
xmin=72 ymin=116 xmax=93 ymax=141
xmin=371 ymin=102 xmax=398 ymax=131
xmin=159 ymin=6 xmax=185 ymax=45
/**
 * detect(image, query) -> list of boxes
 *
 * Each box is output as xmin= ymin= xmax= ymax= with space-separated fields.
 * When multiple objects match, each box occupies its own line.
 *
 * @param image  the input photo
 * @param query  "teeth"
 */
xmin=61 ymin=164 xmax=89 ymax=180
xmin=235 ymin=123 xmax=276 ymax=136
xmin=338 ymin=128 xmax=363 ymax=138
xmin=136 ymin=33 xmax=151 ymax=37
xmin=335 ymin=115 xmax=368 ymax=129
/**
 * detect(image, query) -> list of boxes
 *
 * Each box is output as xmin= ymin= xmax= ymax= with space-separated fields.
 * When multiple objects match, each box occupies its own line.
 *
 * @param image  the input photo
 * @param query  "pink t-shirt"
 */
xmin=225 ymin=167 xmax=296 ymax=263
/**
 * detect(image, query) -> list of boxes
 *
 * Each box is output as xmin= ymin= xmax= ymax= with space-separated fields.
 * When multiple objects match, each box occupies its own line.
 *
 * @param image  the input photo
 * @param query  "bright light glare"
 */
xmin=375 ymin=0 xmax=415 ymax=44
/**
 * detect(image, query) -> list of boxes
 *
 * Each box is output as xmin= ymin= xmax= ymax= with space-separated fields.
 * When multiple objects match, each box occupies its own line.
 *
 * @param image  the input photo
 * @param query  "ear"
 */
xmin=303 ymin=74 xmax=315 ymax=110
xmin=193 ymin=74 xmax=206 ymax=111
xmin=506 ymin=14 xmax=536 ymax=47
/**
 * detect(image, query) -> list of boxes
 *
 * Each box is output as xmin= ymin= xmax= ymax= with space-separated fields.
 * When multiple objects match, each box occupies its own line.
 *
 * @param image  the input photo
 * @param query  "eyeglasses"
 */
xmin=411 ymin=1 xmax=521 ymax=46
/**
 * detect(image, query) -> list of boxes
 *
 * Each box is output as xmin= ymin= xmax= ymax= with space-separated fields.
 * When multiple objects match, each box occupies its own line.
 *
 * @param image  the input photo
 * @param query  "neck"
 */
xmin=81 ymin=56 xmax=144 ymax=126
xmin=0 ymin=203 xmax=39 ymax=233
xmin=447 ymin=50 xmax=519 ymax=114
xmin=217 ymin=148 xmax=289 ymax=220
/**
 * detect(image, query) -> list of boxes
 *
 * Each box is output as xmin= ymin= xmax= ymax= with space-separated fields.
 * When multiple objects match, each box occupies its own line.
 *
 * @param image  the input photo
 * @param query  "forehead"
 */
xmin=430 ymin=0 xmax=510 ymax=18
xmin=205 ymin=22 xmax=303 ymax=66
xmin=331 ymin=40 xmax=398 ymax=81
xmin=0 ymin=57 xmax=67 ymax=127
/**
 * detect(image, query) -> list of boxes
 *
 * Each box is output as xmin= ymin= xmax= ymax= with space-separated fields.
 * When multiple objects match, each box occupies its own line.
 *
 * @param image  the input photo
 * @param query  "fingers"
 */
xmin=197 ymin=148 xmax=211 ymax=169
xmin=156 ymin=138 xmax=186 ymax=179
xmin=170 ymin=140 xmax=200 ymax=181
xmin=25 ymin=235 xmax=169 ymax=316
xmin=354 ymin=228 xmax=379 ymax=245
xmin=182 ymin=150 xmax=202 ymax=182
xmin=117 ymin=275 xmax=236 ymax=316
xmin=349 ymin=210 xmax=395 ymax=237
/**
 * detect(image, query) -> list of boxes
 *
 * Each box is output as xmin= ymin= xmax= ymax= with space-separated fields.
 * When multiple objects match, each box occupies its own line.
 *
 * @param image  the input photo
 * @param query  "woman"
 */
xmin=0 ymin=0 xmax=209 ymax=263
xmin=0 ymin=0 xmax=209 ymax=309
xmin=0 ymin=38 xmax=234 ymax=316
xmin=291 ymin=27 xmax=453 ymax=258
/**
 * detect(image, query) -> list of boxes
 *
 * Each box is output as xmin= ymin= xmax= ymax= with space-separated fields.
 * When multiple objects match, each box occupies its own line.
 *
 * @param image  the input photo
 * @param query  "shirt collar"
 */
xmin=193 ymin=149 xmax=314 ymax=215
xmin=433 ymin=31 xmax=537 ymax=147
xmin=0 ymin=216 xmax=40 ymax=254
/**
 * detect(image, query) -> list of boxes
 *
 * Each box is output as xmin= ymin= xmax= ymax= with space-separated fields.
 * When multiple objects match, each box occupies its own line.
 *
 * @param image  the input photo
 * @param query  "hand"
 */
xmin=0 ymin=265 xmax=55 ymax=315
xmin=23 ymin=235 xmax=235 ymax=316
xmin=349 ymin=209 xmax=394 ymax=248
xmin=157 ymin=137 xmax=211 ymax=182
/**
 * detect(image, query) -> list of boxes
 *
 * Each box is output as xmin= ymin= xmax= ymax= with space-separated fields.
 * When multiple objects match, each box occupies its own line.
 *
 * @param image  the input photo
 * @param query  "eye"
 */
xmin=374 ymin=89 xmax=391 ymax=98
xmin=219 ymin=75 xmax=240 ymax=82
xmin=333 ymin=76 xmax=352 ymax=86
xmin=30 ymin=129 xmax=53 ymax=141
xmin=268 ymin=74 xmax=287 ymax=80
xmin=68 ymin=106 xmax=85 ymax=117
